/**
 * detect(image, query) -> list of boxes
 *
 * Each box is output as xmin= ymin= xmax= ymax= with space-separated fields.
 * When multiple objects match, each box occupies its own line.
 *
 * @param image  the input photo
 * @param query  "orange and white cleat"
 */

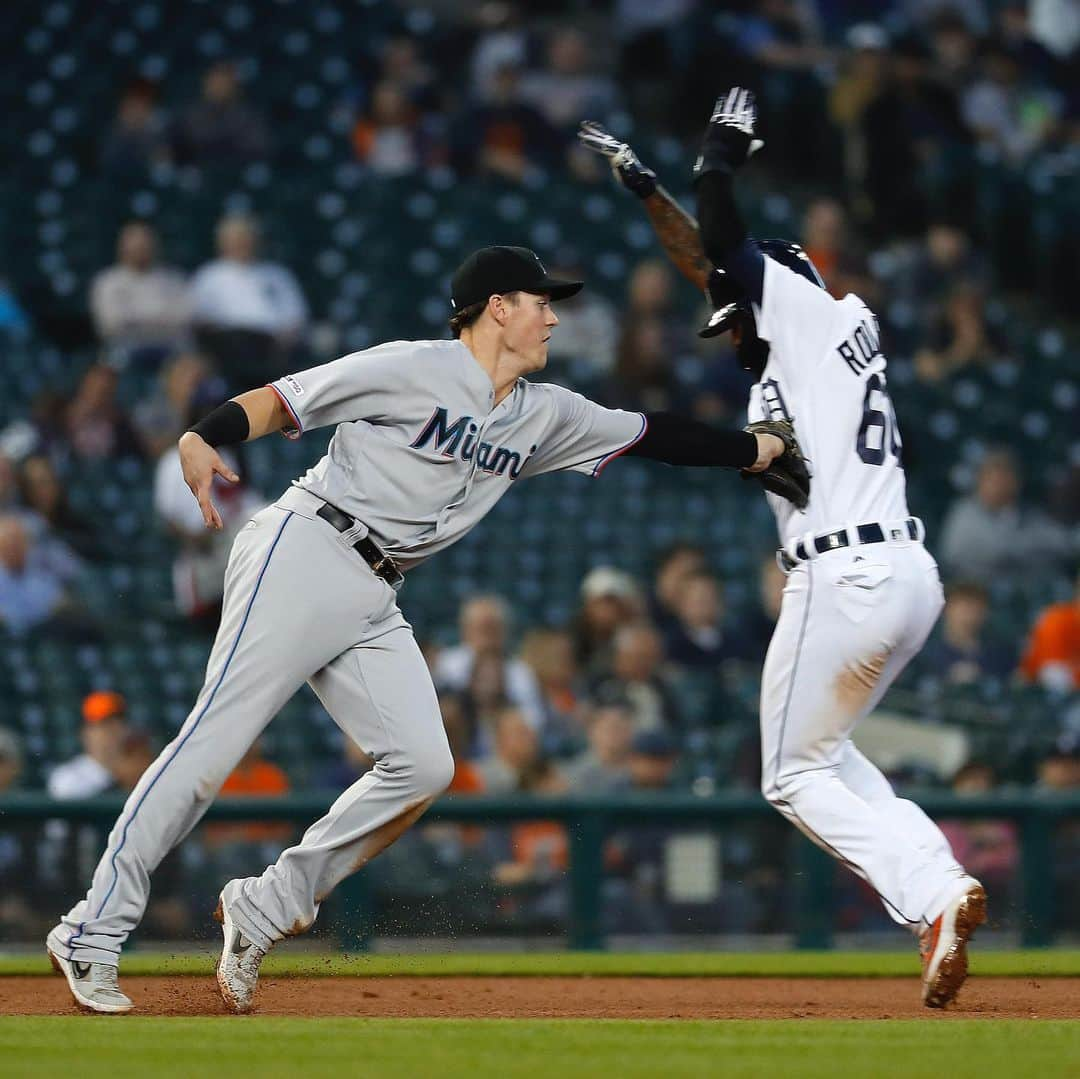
xmin=920 ymin=878 xmax=987 ymax=1009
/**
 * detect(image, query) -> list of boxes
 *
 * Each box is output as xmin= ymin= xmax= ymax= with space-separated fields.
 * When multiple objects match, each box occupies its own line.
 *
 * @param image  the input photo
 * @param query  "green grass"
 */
xmin=0 ymin=1017 xmax=1077 ymax=1079
xmin=2 ymin=950 xmax=1078 ymax=978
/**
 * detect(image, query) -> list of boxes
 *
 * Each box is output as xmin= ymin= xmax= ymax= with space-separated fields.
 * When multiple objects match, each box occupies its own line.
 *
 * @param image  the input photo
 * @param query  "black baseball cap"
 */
xmin=450 ymin=246 xmax=583 ymax=310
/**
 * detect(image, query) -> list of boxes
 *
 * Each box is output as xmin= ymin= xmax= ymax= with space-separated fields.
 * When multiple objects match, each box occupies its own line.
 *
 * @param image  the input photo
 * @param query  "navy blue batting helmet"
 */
xmin=699 ymin=239 xmax=824 ymax=339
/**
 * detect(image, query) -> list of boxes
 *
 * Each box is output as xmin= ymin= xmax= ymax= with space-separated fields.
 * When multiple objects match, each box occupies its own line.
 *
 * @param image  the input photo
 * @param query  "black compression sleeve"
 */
xmin=625 ymin=412 xmax=757 ymax=468
xmin=187 ymin=400 xmax=250 ymax=447
xmin=695 ymin=172 xmax=764 ymax=304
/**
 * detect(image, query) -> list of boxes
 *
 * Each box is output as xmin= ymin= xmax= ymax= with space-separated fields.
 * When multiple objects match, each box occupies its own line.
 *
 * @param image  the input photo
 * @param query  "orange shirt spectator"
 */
xmin=208 ymin=743 xmax=291 ymax=845
xmin=1020 ymin=600 xmax=1080 ymax=691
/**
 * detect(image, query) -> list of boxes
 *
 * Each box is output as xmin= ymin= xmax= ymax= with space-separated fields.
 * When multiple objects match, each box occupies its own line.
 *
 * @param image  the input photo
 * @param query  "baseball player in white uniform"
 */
xmin=580 ymin=89 xmax=986 ymax=1008
xmin=46 ymin=244 xmax=802 ymax=1014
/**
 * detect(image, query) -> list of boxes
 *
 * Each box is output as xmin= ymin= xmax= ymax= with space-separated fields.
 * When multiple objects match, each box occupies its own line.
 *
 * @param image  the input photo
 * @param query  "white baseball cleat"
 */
xmin=214 ymin=892 xmax=268 ymax=1013
xmin=920 ymin=878 xmax=987 ymax=1009
xmin=47 ymin=946 xmax=134 ymax=1014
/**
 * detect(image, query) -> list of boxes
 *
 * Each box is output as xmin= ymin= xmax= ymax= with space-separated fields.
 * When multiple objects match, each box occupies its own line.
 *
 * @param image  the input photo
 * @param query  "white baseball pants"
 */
xmin=760 ymin=539 xmax=968 ymax=929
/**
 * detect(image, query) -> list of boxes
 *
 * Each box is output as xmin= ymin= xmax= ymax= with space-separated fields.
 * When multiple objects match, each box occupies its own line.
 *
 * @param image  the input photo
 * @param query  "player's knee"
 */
xmin=761 ymin=765 xmax=807 ymax=808
xmin=410 ymin=742 xmax=455 ymax=798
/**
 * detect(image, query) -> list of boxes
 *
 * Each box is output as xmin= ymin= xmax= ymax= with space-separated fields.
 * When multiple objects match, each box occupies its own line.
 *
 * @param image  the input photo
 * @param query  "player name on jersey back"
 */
xmin=749 ymin=258 xmax=912 ymax=544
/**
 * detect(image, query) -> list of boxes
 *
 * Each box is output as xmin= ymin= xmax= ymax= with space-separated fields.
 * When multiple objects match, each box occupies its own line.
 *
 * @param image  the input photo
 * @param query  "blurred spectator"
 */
xmin=63 ymin=363 xmax=144 ymax=461
xmin=858 ymin=35 xmax=968 ymax=238
xmin=605 ymin=313 xmax=682 ymax=412
xmin=109 ymin=729 xmax=154 ymax=793
xmin=174 ymin=61 xmax=271 ymax=166
xmin=440 ymin=693 xmax=485 ymax=794
xmin=351 ymin=80 xmax=444 ymax=176
xmin=452 ymin=63 xmax=561 ymax=182
xmin=207 ymin=739 xmax=291 ymax=847
xmin=1037 ymin=732 xmax=1080 ymax=790
xmin=801 ymin=197 xmax=848 ymax=294
xmin=0 ymin=727 xmax=23 ymax=792
xmin=920 ymin=581 xmax=1016 ymax=686
xmin=893 ymin=223 xmax=987 ymax=323
xmin=519 ymin=28 xmax=616 ymax=131
xmin=47 ymin=692 xmax=128 ymax=800
xmin=649 ymin=543 xmax=706 ymax=630
xmin=1019 ymin=572 xmax=1080 ymax=692
xmin=17 ymin=454 xmax=102 ymax=562
xmin=190 ymin=215 xmax=308 ymax=389
xmin=589 ymin=622 xmax=681 ymax=735
xmin=0 ymin=515 xmax=72 ymax=635
xmin=89 ymin=222 xmax=191 ymax=367
xmin=99 ymin=79 xmax=172 ymax=177
xmin=542 ymin=250 xmax=618 ymax=375
xmin=491 ymin=754 xmax=569 ymax=897
xmin=134 ymin=352 xmax=214 ymax=459
xmin=434 ymin=595 xmax=545 ymax=731
xmin=938 ymin=759 xmax=1019 ymax=916
xmin=477 ymin=706 xmax=542 ymax=794
xmin=464 ymin=652 xmax=513 ymax=754
xmin=0 ymin=728 xmax=32 ymax=936
xmin=927 ymin=13 xmax=980 ymax=94
xmin=570 ymin=566 xmax=644 ymax=675
xmin=563 ymin=703 xmax=635 ymax=793
xmin=1029 ymin=0 xmax=1080 ymax=59
xmin=154 ymin=381 xmax=264 ymax=630
xmin=663 ymin=571 xmax=753 ymax=670
xmin=469 ymin=3 xmax=530 ymax=103
xmin=961 ymin=40 xmax=1061 ymax=164
xmin=939 ymin=450 xmax=1073 ymax=584
xmin=519 ymin=627 xmax=583 ymax=756
xmin=733 ymin=0 xmax=828 ymax=73
xmin=0 ymin=277 xmax=30 ymax=338
xmin=915 ymin=282 xmax=1006 ymax=384
xmin=623 ymin=728 xmax=681 ymax=791
xmin=743 ymin=555 xmax=788 ymax=664
xmin=626 ymin=259 xmax=679 ymax=323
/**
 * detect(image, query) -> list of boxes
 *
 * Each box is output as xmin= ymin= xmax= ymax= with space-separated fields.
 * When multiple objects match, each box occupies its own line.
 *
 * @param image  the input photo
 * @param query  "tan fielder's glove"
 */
xmin=743 ymin=418 xmax=810 ymax=509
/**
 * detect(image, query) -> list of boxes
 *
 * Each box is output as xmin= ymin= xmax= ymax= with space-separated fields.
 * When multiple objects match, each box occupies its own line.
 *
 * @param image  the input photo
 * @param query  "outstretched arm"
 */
xmin=626 ymin=412 xmax=782 ymax=472
xmin=578 ymin=122 xmax=710 ymax=292
xmin=178 ymin=387 xmax=289 ymax=530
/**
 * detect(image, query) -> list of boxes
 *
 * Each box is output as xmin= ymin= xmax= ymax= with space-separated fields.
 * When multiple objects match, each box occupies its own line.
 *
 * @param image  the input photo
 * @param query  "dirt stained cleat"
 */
xmin=214 ymin=893 xmax=268 ymax=1013
xmin=47 ymin=946 xmax=134 ymax=1014
xmin=920 ymin=879 xmax=987 ymax=1009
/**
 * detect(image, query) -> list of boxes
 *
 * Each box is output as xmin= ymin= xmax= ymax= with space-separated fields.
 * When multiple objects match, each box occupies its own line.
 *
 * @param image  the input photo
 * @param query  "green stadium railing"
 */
xmin=2 ymin=791 xmax=1077 ymax=950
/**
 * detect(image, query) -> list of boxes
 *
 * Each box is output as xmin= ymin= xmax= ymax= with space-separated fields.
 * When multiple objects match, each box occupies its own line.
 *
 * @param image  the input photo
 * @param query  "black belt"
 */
xmin=315 ymin=503 xmax=404 ymax=587
xmin=780 ymin=518 xmax=920 ymax=571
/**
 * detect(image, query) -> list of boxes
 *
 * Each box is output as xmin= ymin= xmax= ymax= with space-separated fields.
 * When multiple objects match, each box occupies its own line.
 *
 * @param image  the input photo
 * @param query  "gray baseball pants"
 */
xmin=49 ymin=488 xmax=453 ymax=964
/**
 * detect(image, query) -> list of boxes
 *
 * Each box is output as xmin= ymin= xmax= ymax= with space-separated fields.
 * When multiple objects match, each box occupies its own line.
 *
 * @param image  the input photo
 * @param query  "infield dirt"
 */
xmin=2 ymin=976 xmax=1077 ymax=1019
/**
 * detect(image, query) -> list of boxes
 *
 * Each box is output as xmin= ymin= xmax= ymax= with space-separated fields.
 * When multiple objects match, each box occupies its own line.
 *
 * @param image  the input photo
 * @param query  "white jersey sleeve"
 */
xmin=753 ymin=258 xmax=841 ymax=388
xmin=269 ymin=341 xmax=423 ymax=438
xmin=517 ymin=383 xmax=646 ymax=479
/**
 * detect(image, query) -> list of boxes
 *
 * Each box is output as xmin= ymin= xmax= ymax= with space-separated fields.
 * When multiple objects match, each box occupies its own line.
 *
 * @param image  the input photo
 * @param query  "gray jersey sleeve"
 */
xmin=518 ymin=384 xmax=646 ymax=479
xmin=269 ymin=341 xmax=421 ymax=438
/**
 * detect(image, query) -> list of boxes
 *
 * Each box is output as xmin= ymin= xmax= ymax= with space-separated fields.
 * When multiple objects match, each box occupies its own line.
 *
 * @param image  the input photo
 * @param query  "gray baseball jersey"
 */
xmin=269 ymin=339 xmax=647 ymax=567
xmin=49 ymin=336 xmax=648 ymax=973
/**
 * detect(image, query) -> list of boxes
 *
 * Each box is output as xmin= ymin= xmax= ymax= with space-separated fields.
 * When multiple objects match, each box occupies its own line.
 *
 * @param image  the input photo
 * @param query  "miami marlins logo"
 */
xmin=411 ymin=407 xmax=537 ymax=479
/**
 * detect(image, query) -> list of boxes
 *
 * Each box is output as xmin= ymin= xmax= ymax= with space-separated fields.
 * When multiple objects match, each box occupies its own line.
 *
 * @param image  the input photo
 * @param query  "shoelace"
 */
xmin=96 ymin=965 xmax=121 ymax=991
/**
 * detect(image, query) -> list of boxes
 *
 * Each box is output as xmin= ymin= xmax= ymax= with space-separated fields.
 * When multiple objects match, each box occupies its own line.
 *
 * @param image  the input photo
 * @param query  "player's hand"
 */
xmin=577 ymin=121 xmax=657 ymax=198
xmin=747 ymin=433 xmax=785 ymax=473
xmin=742 ymin=418 xmax=811 ymax=509
xmin=693 ymin=87 xmax=765 ymax=181
xmin=179 ymin=431 xmax=239 ymax=531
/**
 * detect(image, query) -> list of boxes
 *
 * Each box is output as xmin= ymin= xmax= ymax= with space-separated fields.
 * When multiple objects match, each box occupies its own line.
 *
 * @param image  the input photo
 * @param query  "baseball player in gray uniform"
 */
xmin=47 ymin=245 xmax=803 ymax=1013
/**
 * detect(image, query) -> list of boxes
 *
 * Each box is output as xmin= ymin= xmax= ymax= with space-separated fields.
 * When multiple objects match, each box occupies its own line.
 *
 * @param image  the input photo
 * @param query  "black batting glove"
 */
xmin=577 ymin=121 xmax=657 ymax=199
xmin=693 ymin=87 xmax=765 ymax=183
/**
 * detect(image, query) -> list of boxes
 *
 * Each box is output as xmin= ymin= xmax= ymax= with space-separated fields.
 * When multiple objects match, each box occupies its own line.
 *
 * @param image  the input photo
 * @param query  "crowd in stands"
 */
xmin=0 ymin=1 xmax=1077 ymax=937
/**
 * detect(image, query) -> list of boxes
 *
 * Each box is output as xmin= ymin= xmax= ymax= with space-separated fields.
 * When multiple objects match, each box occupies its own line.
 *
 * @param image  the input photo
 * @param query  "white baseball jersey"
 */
xmin=269 ymin=339 xmax=646 ymax=568
xmin=746 ymin=257 xmax=911 ymax=544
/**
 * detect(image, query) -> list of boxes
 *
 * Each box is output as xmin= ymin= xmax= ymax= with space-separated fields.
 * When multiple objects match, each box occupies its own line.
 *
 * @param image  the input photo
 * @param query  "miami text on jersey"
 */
xmin=836 ymin=316 xmax=882 ymax=375
xmin=410 ymin=407 xmax=537 ymax=478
